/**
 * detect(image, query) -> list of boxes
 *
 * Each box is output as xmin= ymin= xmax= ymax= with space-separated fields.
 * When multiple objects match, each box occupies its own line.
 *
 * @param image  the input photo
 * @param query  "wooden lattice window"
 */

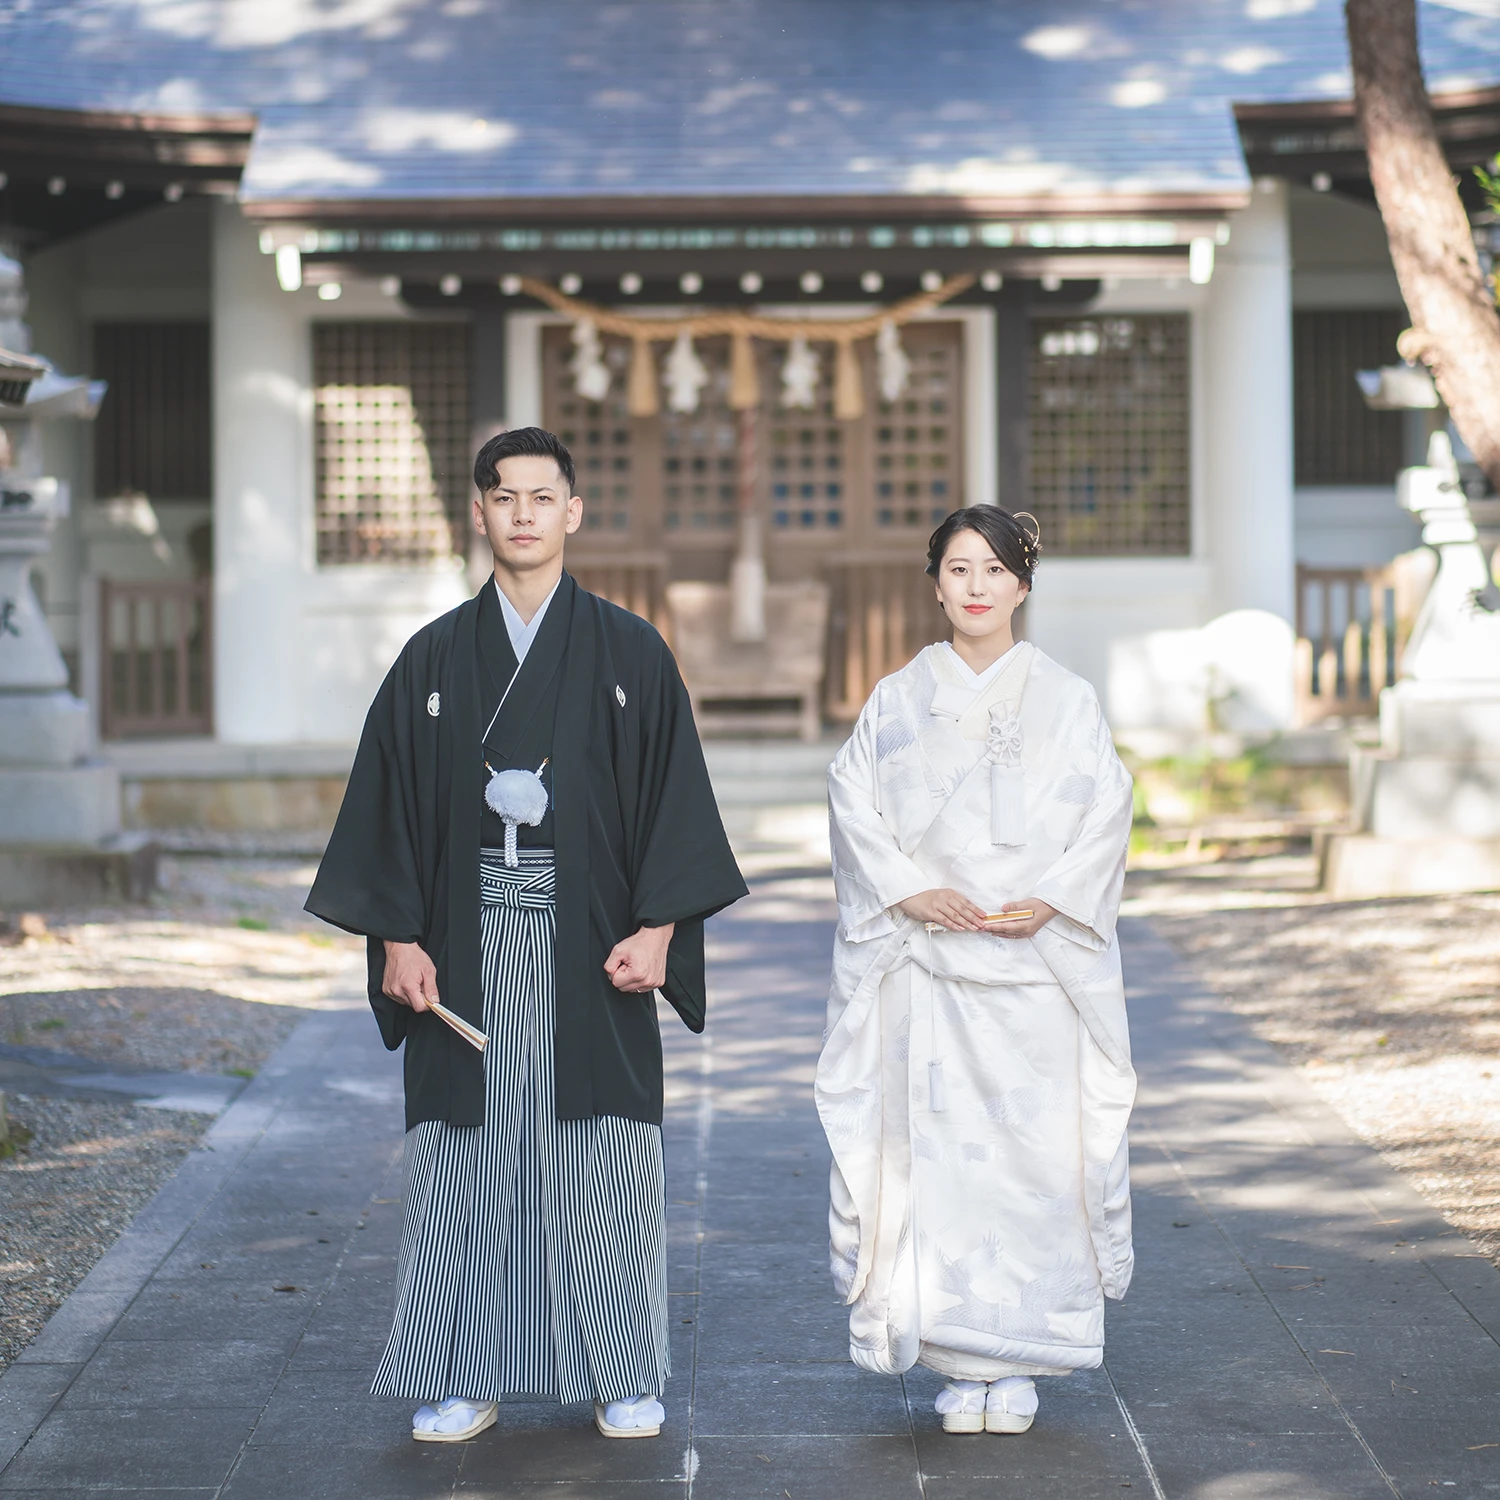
xmin=1294 ymin=310 xmax=1408 ymax=485
xmin=1028 ymin=314 xmax=1190 ymax=556
xmin=313 ymin=323 xmax=470 ymax=565
xmin=545 ymin=328 xmax=636 ymax=534
xmin=766 ymin=346 xmax=847 ymax=533
xmin=872 ymin=323 xmax=963 ymax=531
xmin=92 ymin=322 xmax=211 ymax=500
xmin=662 ymin=337 xmax=737 ymax=535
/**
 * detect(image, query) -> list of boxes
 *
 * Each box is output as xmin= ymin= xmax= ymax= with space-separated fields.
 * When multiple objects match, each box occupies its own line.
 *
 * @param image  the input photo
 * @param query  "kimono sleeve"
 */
xmin=304 ymin=652 xmax=429 ymax=1050
xmin=827 ymin=691 xmax=933 ymax=941
xmin=626 ymin=627 xmax=748 ymax=1030
xmin=1031 ymin=692 xmax=1134 ymax=951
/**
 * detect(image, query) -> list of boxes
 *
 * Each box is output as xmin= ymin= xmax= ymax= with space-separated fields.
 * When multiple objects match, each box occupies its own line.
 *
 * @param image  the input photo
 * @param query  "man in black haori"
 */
xmin=307 ymin=426 xmax=745 ymax=1443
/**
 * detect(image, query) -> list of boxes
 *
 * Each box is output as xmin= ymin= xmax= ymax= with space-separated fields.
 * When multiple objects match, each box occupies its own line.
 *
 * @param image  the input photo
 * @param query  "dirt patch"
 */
xmin=1127 ymin=855 xmax=1500 ymax=1263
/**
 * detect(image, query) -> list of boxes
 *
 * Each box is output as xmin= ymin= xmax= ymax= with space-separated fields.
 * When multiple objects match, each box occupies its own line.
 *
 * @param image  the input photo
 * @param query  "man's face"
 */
xmin=473 ymin=454 xmax=583 ymax=574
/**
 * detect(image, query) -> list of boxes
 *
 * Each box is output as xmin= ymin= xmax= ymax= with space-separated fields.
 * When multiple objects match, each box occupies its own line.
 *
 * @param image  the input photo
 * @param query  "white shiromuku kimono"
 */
xmin=816 ymin=639 xmax=1136 ymax=1382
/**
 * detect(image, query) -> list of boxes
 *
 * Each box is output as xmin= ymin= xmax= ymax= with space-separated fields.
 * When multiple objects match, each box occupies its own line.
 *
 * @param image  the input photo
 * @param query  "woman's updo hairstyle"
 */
xmin=924 ymin=506 xmax=1042 ymax=588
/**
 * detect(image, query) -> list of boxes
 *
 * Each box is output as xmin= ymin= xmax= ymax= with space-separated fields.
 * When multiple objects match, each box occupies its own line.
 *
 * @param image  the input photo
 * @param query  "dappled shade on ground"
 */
xmin=1129 ymin=854 xmax=1500 ymax=1264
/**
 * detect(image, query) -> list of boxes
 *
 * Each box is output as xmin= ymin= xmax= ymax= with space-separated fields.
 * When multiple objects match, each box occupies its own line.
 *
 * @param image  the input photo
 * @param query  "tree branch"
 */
xmin=1347 ymin=0 xmax=1500 ymax=490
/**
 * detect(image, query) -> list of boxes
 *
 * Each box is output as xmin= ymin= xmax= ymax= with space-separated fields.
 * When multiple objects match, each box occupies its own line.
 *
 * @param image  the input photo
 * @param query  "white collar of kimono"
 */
xmin=938 ymin=638 xmax=1021 ymax=690
xmin=928 ymin=639 xmax=1034 ymax=740
xmin=493 ymin=575 xmax=561 ymax=666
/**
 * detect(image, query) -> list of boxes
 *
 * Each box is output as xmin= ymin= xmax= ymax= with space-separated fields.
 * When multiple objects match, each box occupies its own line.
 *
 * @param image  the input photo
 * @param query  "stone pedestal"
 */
xmin=0 ymin=485 xmax=124 ymax=849
xmin=1322 ymin=436 xmax=1500 ymax=896
xmin=0 ymin=252 xmax=151 ymax=901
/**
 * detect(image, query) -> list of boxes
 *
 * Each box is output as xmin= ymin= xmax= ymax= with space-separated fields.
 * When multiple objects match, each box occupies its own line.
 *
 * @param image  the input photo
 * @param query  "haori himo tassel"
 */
xmin=484 ymin=758 xmax=549 ymax=867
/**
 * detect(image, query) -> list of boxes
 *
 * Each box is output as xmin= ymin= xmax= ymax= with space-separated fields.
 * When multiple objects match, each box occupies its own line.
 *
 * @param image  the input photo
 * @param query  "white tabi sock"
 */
xmin=412 ymin=1396 xmax=497 ymax=1435
xmin=934 ymin=1379 xmax=988 ymax=1416
xmin=601 ymin=1394 xmax=665 ymax=1430
xmin=985 ymin=1376 xmax=1038 ymax=1417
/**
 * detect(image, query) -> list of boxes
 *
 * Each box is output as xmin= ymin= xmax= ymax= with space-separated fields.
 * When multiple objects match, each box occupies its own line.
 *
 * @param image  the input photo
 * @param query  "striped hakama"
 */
xmin=372 ymin=850 xmax=669 ymax=1406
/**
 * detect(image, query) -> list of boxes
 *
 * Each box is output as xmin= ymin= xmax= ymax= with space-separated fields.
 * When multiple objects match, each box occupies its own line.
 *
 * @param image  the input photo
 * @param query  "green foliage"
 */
xmin=1476 ymin=154 xmax=1500 ymax=217
xmin=224 ymin=1067 xmax=256 ymax=1080
xmin=1121 ymin=743 xmax=1349 ymax=860
xmin=34 ymin=1017 xmax=65 ymax=1031
xmin=236 ymin=916 xmax=270 ymax=931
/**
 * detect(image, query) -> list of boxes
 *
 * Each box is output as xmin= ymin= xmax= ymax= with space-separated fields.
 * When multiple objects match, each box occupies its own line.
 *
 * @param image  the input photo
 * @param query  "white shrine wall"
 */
xmin=211 ymin=206 xmax=466 ymax=746
xmin=24 ymin=201 xmax=217 ymax=738
xmin=1045 ymin=183 xmax=1298 ymax=739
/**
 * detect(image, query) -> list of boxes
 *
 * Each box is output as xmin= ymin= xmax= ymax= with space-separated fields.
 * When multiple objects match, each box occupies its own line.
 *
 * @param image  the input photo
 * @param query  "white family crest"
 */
xmin=616 ymin=685 xmax=627 ymax=708
xmin=426 ymin=692 xmax=441 ymax=718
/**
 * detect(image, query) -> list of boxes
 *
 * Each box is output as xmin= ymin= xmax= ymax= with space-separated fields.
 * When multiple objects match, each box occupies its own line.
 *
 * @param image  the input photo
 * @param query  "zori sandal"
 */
xmin=985 ymin=1377 xmax=1037 ymax=1434
xmin=935 ymin=1380 xmax=987 ymax=1434
xmin=594 ymin=1395 xmax=664 ymax=1438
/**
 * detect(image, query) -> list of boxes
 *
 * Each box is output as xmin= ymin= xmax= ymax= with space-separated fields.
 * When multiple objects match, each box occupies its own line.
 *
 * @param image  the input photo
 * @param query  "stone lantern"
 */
xmin=0 ymin=251 xmax=154 ymax=902
xmin=1322 ymin=431 xmax=1500 ymax=896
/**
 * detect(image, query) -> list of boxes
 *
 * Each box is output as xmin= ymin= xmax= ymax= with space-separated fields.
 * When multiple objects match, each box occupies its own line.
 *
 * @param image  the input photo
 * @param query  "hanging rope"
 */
xmin=515 ymin=272 xmax=975 ymax=420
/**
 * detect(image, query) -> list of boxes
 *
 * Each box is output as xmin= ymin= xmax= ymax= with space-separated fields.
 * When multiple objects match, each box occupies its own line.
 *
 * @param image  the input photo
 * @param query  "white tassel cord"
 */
xmin=484 ymin=761 xmax=550 ymax=869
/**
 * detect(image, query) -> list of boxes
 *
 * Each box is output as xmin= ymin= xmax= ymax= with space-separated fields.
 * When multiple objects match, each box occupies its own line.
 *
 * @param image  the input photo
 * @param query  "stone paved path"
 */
xmin=3 ymin=866 xmax=1500 ymax=1498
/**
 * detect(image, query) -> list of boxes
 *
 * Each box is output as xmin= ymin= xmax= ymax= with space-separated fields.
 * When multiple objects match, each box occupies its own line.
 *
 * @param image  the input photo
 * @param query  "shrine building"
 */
xmin=2 ymin=0 xmax=1499 ymax=797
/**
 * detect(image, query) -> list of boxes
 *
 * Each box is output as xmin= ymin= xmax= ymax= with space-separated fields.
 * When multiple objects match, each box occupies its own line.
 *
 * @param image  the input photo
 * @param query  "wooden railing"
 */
xmin=823 ymin=553 xmax=950 ymax=721
xmin=100 ymin=578 xmax=213 ymax=739
xmin=1295 ymin=565 xmax=1407 ymax=723
xmin=569 ymin=554 xmax=670 ymax=638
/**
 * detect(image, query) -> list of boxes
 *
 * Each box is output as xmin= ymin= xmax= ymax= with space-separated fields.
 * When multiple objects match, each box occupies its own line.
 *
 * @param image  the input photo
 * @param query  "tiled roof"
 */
xmin=0 ymin=0 xmax=1497 ymax=206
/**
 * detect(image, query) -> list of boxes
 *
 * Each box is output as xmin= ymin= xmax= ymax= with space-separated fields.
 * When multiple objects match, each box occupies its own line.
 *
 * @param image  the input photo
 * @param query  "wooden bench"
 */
xmin=665 ymin=580 xmax=829 ymax=741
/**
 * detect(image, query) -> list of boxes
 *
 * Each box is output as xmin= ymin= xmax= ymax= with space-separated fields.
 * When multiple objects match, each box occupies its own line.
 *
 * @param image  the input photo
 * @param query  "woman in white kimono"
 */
xmin=817 ymin=506 xmax=1135 ymax=1436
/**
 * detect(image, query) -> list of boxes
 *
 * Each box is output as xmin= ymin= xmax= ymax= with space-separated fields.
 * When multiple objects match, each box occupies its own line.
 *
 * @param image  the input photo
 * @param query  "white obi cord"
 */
xmin=987 ymin=706 xmax=1025 ymax=846
xmin=481 ymin=662 xmax=550 ymax=869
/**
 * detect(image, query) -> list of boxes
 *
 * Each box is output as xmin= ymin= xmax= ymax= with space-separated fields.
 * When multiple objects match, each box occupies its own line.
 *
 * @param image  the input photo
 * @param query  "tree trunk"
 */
xmin=1346 ymin=0 xmax=1500 ymax=490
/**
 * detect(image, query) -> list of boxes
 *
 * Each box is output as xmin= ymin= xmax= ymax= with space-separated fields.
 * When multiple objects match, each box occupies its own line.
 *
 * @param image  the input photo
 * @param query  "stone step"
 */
xmin=703 ymin=736 xmax=843 ymax=806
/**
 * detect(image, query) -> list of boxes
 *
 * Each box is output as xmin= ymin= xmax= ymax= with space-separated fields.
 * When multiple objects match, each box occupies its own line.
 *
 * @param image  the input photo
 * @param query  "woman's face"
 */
xmin=934 ymin=528 xmax=1029 ymax=642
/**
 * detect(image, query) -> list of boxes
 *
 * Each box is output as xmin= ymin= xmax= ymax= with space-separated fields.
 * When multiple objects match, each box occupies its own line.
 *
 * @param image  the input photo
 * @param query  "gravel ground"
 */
xmin=0 ymin=855 xmax=363 ymax=1373
xmin=0 ymin=1096 xmax=212 ymax=1369
xmin=1126 ymin=853 xmax=1500 ymax=1263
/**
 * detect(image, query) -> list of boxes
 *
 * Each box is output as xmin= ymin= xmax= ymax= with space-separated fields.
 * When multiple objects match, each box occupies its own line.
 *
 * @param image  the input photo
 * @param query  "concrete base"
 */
xmin=122 ymin=775 xmax=349 ymax=834
xmin=1380 ymin=680 xmax=1500 ymax=756
xmin=102 ymin=738 xmax=355 ymax=834
xmin=0 ymin=691 xmax=89 ymax=767
xmin=0 ymin=763 xmax=121 ymax=843
xmin=1320 ymin=831 xmax=1500 ymax=897
xmin=0 ymin=832 xmax=159 ymax=906
xmin=1351 ymin=747 xmax=1500 ymax=838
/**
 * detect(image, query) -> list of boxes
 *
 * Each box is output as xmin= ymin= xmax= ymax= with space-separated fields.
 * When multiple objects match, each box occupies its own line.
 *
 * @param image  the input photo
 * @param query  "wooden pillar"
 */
xmin=994 ymin=281 xmax=1032 ymax=510
xmin=470 ymin=306 xmax=507 ymax=449
xmin=468 ymin=306 xmax=508 ymax=590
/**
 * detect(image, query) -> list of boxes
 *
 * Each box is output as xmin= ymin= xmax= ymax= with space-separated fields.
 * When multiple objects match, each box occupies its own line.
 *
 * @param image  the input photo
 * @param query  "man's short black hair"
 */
xmin=473 ymin=426 xmax=577 ymax=495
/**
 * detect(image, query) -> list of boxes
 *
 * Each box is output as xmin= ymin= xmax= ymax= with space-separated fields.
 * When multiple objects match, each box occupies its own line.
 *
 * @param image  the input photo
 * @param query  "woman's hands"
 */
xmin=895 ymin=891 xmax=1059 ymax=938
xmin=382 ymin=939 xmax=438 ymax=1012
xmin=897 ymin=888 xmax=990 ymax=932
xmin=605 ymin=922 xmax=676 ymax=993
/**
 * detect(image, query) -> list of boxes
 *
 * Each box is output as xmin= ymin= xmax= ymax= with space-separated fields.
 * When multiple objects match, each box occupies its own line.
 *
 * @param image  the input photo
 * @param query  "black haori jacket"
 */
xmin=306 ymin=573 xmax=746 ymax=1130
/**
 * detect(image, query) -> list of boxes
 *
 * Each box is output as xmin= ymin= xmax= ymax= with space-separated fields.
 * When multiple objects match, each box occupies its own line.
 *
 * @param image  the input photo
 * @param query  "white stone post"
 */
xmin=212 ymin=204 xmax=309 ymax=744
xmin=1201 ymin=180 xmax=1296 ymax=624
xmin=1321 ymin=433 xmax=1500 ymax=895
